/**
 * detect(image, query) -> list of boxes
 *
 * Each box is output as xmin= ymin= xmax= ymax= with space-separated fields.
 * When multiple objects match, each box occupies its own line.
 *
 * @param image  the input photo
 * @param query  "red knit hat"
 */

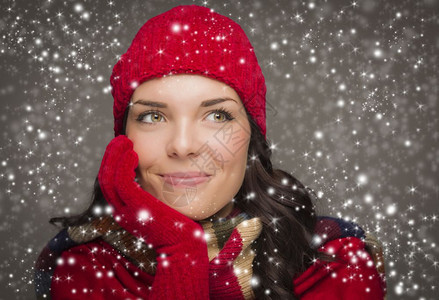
xmin=110 ymin=4 xmax=267 ymax=139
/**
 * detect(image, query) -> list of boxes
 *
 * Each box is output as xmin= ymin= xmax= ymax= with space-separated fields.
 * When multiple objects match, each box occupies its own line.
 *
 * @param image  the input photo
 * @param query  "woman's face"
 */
xmin=125 ymin=74 xmax=251 ymax=221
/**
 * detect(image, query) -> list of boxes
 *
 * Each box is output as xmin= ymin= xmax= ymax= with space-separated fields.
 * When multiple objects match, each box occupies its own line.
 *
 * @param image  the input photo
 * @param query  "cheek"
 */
xmin=127 ymin=130 xmax=157 ymax=170
xmin=191 ymin=126 xmax=249 ymax=180
xmin=212 ymin=126 xmax=250 ymax=166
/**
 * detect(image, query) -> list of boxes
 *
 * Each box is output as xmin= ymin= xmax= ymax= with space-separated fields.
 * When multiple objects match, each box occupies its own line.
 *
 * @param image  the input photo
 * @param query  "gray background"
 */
xmin=1 ymin=0 xmax=438 ymax=299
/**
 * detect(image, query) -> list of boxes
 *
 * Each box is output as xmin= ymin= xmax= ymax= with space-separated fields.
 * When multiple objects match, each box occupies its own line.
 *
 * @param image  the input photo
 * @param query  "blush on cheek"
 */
xmin=128 ymin=135 xmax=157 ymax=179
xmin=214 ymin=128 xmax=250 ymax=159
xmin=190 ymin=132 xmax=248 ymax=176
xmin=129 ymin=132 xmax=154 ymax=161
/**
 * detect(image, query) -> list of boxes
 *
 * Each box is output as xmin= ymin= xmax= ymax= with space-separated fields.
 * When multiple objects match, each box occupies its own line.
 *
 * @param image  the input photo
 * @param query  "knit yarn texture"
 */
xmin=35 ymin=208 xmax=263 ymax=299
xmin=34 ymin=207 xmax=387 ymax=299
xmin=110 ymin=5 xmax=267 ymax=138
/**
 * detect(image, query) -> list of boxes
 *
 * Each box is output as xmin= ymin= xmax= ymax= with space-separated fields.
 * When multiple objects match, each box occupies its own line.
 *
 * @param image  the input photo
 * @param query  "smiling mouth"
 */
xmin=159 ymin=174 xmax=212 ymax=188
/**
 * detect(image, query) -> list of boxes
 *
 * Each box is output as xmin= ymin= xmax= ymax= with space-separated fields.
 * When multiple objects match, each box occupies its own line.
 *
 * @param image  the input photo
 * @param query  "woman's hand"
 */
xmin=97 ymin=135 xmax=209 ymax=299
xmin=97 ymin=134 xmax=206 ymax=249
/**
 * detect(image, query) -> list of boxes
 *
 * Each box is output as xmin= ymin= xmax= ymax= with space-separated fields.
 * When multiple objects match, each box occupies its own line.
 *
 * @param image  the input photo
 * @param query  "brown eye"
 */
xmin=136 ymin=111 xmax=165 ymax=124
xmin=206 ymin=109 xmax=234 ymax=123
xmin=212 ymin=112 xmax=226 ymax=122
xmin=150 ymin=113 xmax=163 ymax=122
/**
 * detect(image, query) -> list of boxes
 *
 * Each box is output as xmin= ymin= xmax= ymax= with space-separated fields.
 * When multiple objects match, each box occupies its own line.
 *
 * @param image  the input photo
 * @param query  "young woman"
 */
xmin=34 ymin=5 xmax=387 ymax=299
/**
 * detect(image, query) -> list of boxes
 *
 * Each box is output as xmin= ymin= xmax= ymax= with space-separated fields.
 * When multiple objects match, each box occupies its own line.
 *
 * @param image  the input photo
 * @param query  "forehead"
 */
xmin=132 ymin=74 xmax=239 ymax=98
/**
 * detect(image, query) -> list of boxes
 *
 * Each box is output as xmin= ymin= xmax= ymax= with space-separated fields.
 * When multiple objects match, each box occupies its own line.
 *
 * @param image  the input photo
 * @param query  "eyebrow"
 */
xmin=132 ymin=97 xmax=237 ymax=108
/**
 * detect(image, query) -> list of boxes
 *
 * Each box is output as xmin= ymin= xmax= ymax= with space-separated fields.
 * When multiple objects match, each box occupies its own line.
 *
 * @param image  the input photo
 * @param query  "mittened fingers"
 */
xmin=113 ymin=149 xmax=146 ymax=207
xmin=97 ymin=148 xmax=119 ymax=208
xmin=98 ymin=136 xmax=130 ymax=200
xmin=101 ymin=136 xmax=134 ymax=173
xmin=104 ymin=135 xmax=134 ymax=160
xmin=98 ymin=136 xmax=133 ymax=183
xmin=98 ymin=135 xmax=135 ymax=210
xmin=117 ymin=147 xmax=139 ymax=180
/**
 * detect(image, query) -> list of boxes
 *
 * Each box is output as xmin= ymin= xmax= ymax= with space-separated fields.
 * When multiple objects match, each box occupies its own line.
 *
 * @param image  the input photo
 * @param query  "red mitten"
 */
xmin=98 ymin=135 xmax=209 ymax=299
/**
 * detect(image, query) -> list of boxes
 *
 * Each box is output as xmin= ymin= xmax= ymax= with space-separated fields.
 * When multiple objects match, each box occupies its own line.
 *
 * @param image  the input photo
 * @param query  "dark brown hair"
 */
xmin=50 ymin=105 xmax=334 ymax=299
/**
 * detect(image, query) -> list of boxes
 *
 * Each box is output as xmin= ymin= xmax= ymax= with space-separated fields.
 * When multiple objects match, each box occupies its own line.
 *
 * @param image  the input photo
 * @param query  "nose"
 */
xmin=166 ymin=119 xmax=203 ymax=159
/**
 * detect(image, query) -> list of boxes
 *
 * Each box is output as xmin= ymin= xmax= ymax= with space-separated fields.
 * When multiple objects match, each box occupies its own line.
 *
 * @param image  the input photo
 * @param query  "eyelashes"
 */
xmin=135 ymin=106 xmax=235 ymax=126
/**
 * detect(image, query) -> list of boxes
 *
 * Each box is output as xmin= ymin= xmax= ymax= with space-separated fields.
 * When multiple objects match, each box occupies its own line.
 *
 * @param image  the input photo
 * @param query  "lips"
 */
xmin=159 ymin=172 xmax=211 ymax=187
xmin=161 ymin=171 xmax=211 ymax=178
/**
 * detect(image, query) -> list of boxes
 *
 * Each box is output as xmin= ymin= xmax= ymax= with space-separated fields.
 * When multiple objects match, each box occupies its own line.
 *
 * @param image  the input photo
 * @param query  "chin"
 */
xmin=179 ymin=210 xmax=211 ymax=221
xmin=188 ymin=215 xmax=205 ymax=221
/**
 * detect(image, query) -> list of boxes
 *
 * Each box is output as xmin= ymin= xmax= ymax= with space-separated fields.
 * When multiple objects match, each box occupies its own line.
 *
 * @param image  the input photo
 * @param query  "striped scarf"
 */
xmin=34 ymin=207 xmax=386 ymax=299
xmin=35 ymin=207 xmax=262 ymax=299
